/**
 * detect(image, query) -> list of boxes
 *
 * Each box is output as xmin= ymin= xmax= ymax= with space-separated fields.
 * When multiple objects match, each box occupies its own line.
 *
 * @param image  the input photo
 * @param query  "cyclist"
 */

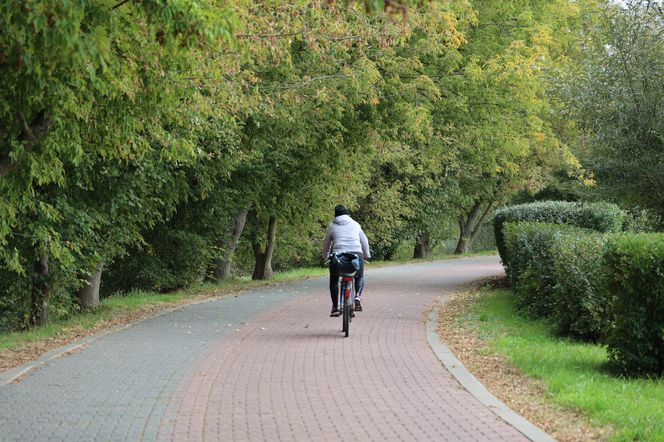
xmin=322 ymin=205 xmax=371 ymax=317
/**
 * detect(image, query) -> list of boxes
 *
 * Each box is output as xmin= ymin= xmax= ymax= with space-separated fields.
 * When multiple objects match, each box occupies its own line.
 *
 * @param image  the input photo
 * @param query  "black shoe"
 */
xmin=330 ymin=308 xmax=341 ymax=317
xmin=354 ymin=300 xmax=362 ymax=312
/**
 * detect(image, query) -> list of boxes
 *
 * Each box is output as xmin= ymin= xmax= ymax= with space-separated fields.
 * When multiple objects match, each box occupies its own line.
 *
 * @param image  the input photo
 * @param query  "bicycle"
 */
xmin=329 ymin=252 xmax=360 ymax=337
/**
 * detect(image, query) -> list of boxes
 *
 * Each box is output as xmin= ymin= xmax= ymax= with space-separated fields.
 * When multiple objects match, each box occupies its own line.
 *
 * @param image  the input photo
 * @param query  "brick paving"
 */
xmin=0 ymin=256 xmax=535 ymax=441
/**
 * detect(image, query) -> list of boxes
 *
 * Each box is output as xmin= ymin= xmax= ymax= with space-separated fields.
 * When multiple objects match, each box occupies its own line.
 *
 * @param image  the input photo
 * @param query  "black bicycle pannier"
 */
xmin=331 ymin=252 xmax=360 ymax=275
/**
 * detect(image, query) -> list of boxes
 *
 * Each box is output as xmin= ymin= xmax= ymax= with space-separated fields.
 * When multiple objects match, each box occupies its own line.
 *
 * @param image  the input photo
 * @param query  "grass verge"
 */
xmin=0 ymin=268 xmax=327 ymax=374
xmin=0 ymin=251 xmax=494 ymax=374
xmin=440 ymin=286 xmax=664 ymax=442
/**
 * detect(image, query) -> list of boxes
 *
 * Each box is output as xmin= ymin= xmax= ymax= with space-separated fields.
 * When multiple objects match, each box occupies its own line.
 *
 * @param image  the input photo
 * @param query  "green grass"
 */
xmin=469 ymin=288 xmax=664 ymax=442
xmin=1 ymin=253 xmax=495 ymax=358
xmin=0 ymin=267 xmax=328 ymax=353
xmin=0 ymin=290 xmax=188 ymax=351
xmin=364 ymin=249 xmax=498 ymax=269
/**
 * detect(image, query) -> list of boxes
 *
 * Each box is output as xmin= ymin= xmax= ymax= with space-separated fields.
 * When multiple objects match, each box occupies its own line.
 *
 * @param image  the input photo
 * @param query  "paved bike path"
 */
xmin=0 ymin=256 xmax=536 ymax=441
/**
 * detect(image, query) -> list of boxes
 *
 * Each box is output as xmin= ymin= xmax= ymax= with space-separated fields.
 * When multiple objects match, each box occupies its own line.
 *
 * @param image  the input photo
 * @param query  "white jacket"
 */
xmin=321 ymin=215 xmax=371 ymax=260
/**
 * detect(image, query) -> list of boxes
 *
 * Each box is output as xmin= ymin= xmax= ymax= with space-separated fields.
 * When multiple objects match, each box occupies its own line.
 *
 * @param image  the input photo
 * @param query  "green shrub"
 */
xmin=623 ymin=208 xmax=664 ymax=233
xmin=550 ymin=232 xmax=610 ymax=341
xmin=104 ymin=253 xmax=176 ymax=294
xmin=0 ymin=265 xmax=81 ymax=332
xmin=494 ymin=201 xmax=624 ymax=272
xmin=104 ymin=229 xmax=212 ymax=294
xmin=0 ymin=270 xmax=31 ymax=332
xmin=604 ymin=233 xmax=664 ymax=377
xmin=504 ymin=222 xmax=587 ymax=318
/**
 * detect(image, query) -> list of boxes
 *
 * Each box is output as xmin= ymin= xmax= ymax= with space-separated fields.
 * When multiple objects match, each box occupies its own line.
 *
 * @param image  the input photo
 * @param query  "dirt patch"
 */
xmin=438 ymin=285 xmax=611 ymax=442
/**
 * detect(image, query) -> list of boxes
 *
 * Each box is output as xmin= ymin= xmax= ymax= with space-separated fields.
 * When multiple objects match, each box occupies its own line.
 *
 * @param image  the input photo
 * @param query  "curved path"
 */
xmin=0 ymin=256 xmax=536 ymax=441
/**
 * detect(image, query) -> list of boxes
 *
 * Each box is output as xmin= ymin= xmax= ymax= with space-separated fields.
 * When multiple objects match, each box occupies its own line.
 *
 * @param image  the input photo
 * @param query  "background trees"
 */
xmin=558 ymin=0 xmax=664 ymax=220
xmin=4 ymin=0 xmax=639 ymax=331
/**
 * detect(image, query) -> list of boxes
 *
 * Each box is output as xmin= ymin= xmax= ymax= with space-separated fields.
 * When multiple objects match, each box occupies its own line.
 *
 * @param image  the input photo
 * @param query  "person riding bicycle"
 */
xmin=322 ymin=205 xmax=371 ymax=317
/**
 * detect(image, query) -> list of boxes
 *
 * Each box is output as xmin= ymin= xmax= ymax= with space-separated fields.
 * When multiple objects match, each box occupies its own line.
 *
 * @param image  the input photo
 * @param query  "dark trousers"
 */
xmin=329 ymin=253 xmax=364 ymax=308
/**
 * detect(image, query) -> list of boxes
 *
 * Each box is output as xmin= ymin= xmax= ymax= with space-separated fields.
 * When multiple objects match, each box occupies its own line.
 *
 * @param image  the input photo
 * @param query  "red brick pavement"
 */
xmin=165 ymin=259 xmax=531 ymax=441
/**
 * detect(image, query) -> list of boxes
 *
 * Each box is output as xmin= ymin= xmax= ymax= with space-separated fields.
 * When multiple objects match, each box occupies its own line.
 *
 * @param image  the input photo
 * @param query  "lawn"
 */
xmin=469 ymin=288 xmax=664 ymax=442
xmin=0 ymin=268 xmax=327 ymax=355
xmin=1 ymin=252 xmax=494 ymax=372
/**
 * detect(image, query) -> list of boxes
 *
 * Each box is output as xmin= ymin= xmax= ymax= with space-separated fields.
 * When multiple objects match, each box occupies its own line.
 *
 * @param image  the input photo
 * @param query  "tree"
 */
xmin=225 ymin=2 xmax=414 ymax=277
xmin=0 ymin=0 xmax=235 ymax=323
xmin=559 ymin=0 xmax=664 ymax=216
xmin=352 ymin=1 xmax=470 ymax=259
xmin=442 ymin=0 xmax=583 ymax=253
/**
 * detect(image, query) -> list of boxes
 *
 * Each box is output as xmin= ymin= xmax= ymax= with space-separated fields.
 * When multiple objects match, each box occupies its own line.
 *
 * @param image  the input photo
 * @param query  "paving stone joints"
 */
xmin=0 ymin=286 xmax=296 ymax=441
xmin=0 ymin=256 xmax=551 ymax=441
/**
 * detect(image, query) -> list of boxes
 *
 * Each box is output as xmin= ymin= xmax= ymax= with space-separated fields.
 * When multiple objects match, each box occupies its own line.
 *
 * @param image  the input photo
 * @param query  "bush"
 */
xmin=604 ymin=233 xmax=664 ymax=377
xmin=623 ymin=208 xmax=664 ymax=233
xmin=104 ymin=229 xmax=212 ymax=294
xmin=494 ymin=201 xmax=624 ymax=272
xmin=503 ymin=222 xmax=588 ymax=318
xmin=0 ymin=270 xmax=82 ymax=332
xmin=0 ymin=270 xmax=31 ymax=332
xmin=550 ymin=232 xmax=610 ymax=341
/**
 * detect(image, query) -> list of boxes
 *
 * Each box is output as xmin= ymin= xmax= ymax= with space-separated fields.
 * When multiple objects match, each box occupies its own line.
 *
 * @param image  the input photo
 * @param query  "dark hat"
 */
xmin=334 ymin=204 xmax=348 ymax=217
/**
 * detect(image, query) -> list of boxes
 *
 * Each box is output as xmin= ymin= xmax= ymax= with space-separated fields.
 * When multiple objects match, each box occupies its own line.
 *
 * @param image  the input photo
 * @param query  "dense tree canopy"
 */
xmin=1 ymin=0 xmax=617 ymax=330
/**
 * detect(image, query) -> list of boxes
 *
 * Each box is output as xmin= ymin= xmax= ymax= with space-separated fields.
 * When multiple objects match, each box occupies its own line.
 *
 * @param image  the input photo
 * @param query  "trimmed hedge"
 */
xmin=503 ymin=222 xmax=588 ymax=318
xmin=604 ymin=233 xmax=664 ymax=377
xmin=494 ymin=201 xmax=624 ymax=272
xmin=500 ymin=205 xmax=664 ymax=377
xmin=494 ymin=203 xmax=664 ymax=376
xmin=550 ymin=232 xmax=610 ymax=341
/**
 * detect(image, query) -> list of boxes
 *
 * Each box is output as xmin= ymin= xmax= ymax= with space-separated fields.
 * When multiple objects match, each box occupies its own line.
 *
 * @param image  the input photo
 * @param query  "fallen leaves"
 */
xmin=438 ymin=287 xmax=610 ymax=442
xmin=0 ymin=290 xmax=230 ymax=375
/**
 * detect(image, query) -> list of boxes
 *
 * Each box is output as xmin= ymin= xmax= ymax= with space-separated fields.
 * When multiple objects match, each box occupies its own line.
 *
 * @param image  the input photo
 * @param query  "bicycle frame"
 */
xmin=338 ymin=276 xmax=355 ymax=305
xmin=328 ymin=252 xmax=360 ymax=337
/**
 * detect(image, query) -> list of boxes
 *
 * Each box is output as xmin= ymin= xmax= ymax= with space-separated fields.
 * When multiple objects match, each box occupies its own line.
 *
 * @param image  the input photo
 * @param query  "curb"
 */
xmin=0 ymin=295 xmax=223 ymax=387
xmin=0 ymin=279 xmax=309 ymax=387
xmin=1 ymin=328 xmax=118 ymax=387
xmin=426 ymin=298 xmax=555 ymax=442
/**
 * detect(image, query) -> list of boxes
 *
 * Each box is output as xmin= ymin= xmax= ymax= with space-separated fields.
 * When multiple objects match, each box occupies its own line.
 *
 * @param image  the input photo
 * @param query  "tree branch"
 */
xmin=112 ymin=0 xmax=131 ymax=10
xmin=236 ymin=30 xmax=397 ymax=41
xmin=236 ymin=31 xmax=306 ymax=39
xmin=1 ymin=110 xmax=54 ymax=178
xmin=470 ymin=201 xmax=495 ymax=242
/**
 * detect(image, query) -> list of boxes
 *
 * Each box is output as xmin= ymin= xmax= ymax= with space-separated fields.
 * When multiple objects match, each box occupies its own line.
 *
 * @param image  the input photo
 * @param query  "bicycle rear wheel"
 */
xmin=340 ymin=280 xmax=350 ymax=337
xmin=343 ymin=304 xmax=349 ymax=337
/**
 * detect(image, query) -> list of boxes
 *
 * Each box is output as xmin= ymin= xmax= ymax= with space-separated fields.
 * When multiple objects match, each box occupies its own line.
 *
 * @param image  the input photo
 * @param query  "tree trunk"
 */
xmin=31 ymin=253 xmax=49 ymax=326
xmin=455 ymin=201 xmax=494 ymax=254
xmin=413 ymin=230 xmax=431 ymax=259
xmin=252 ymin=214 xmax=277 ymax=280
xmin=263 ymin=215 xmax=276 ymax=279
xmin=77 ymin=263 xmax=103 ymax=310
xmin=455 ymin=214 xmax=473 ymax=254
xmin=252 ymin=244 xmax=266 ymax=280
xmin=214 ymin=208 xmax=248 ymax=281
